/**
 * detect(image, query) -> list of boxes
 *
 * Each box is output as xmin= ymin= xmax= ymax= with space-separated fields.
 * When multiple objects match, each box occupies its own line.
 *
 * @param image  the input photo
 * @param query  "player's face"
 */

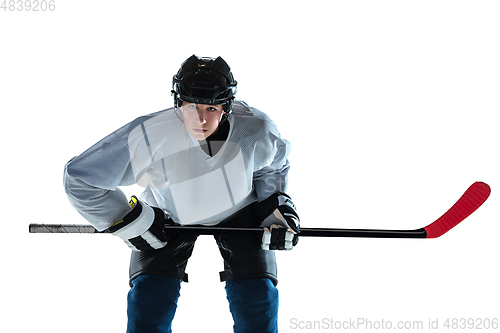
xmin=181 ymin=102 xmax=225 ymax=140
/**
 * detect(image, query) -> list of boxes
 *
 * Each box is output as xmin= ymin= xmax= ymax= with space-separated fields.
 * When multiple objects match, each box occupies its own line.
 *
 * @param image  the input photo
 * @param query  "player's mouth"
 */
xmin=193 ymin=128 xmax=207 ymax=134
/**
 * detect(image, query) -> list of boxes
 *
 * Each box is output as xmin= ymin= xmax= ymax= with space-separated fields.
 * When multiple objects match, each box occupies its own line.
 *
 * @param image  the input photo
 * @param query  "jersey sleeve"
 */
xmin=63 ymin=118 xmax=144 ymax=231
xmin=252 ymin=117 xmax=292 ymax=201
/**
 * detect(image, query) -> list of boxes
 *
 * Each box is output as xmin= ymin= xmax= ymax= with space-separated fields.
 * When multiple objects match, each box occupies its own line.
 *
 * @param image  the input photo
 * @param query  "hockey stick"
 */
xmin=29 ymin=182 xmax=490 ymax=239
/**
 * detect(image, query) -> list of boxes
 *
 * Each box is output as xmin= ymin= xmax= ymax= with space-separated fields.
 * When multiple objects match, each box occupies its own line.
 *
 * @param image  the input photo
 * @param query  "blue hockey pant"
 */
xmin=126 ymin=274 xmax=279 ymax=333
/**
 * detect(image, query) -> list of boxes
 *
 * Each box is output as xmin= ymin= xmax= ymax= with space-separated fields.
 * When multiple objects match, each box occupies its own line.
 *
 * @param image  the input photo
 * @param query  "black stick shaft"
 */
xmin=29 ymin=224 xmax=427 ymax=238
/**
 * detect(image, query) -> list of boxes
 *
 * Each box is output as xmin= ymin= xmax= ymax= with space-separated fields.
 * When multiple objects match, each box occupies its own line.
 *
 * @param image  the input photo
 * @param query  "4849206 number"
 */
xmin=1 ymin=0 xmax=55 ymax=11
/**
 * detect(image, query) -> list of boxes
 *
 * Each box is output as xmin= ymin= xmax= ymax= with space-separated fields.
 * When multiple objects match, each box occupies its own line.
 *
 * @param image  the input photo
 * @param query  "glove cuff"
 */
xmin=109 ymin=200 xmax=155 ymax=240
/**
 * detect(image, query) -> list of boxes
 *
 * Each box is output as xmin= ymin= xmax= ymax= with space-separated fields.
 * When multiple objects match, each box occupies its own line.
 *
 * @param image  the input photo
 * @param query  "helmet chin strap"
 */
xmin=199 ymin=111 xmax=230 ymax=157
xmin=173 ymin=105 xmax=184 ymax=124
xmin=208 ymin=112 xmax=230 ymax=141
xmin=220 ymin=111 xmax=229 ymax=123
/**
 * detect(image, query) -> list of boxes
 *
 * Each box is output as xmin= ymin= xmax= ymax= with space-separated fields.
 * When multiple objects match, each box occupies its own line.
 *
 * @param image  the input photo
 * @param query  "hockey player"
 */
xmin=63 ymin=54 xmax=300 ymax=333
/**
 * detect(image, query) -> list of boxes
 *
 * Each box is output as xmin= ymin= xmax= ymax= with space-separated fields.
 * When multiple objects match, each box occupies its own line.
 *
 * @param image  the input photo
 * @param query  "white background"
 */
xmin=1 ymin=1 xmax=499 ymax=332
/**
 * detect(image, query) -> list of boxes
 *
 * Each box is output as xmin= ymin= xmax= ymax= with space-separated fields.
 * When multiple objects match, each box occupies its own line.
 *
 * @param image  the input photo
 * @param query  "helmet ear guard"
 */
xmin=172 ymin=55 xmax=237 ymax=114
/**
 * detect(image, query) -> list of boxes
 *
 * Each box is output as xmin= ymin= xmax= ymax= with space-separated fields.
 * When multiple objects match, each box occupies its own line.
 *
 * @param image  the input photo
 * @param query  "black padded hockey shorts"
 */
xmin=128 ymin=199 xmax=279 ymax=286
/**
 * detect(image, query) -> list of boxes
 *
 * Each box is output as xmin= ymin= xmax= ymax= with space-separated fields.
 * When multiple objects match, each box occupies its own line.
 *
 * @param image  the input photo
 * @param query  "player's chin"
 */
xmin=191 ymin=129 xmax=210 ymax=140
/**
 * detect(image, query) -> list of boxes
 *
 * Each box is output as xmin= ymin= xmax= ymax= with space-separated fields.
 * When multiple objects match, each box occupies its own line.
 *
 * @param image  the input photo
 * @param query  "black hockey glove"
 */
xmin=107 ymin=196 xmax=174 ymax=251
xmin=258 ymin=193 xmax=300 ymax=251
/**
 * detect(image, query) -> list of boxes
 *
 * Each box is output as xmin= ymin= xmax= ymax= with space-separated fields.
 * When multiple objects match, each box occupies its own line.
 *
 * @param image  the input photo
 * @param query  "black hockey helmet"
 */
xmin=172 ymin=55 xmax=237 ymax=113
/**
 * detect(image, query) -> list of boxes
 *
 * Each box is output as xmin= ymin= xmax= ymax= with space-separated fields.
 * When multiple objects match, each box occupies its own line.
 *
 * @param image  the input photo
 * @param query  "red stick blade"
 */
xmin=424 ymin=182 xmax=491 ymax=238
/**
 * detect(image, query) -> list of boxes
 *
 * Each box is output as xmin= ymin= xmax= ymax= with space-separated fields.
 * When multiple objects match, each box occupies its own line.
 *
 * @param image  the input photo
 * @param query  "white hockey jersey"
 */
xmin=64 ymin=101 xmax=291 ymax=231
